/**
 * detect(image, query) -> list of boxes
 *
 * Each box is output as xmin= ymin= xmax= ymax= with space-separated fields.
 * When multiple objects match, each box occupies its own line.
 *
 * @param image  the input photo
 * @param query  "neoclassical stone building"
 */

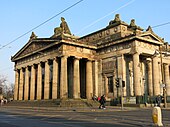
xmin=11 ymin=15 xmax=170 ymax=104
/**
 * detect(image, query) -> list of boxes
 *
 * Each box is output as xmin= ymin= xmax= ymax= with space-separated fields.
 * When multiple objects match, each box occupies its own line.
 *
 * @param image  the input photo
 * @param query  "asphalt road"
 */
xmin=0 ymin=106 xmax=169 ymax=127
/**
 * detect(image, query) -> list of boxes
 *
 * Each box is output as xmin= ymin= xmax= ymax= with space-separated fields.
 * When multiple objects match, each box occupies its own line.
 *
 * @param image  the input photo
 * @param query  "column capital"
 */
xmin=74 ymin=56 xmax=82 ymax=60
xmin=129 ymin=46 xmax=140 ymax=55
xmin=163 ymin=63 xmax=169 ymax=66
xmin=53 ymin=57 xmax=59 ymax=61
xmin=146 ymin=58 xmax=152 ymax=62
xmin=59 ymin=55 xmax=69 ymax=58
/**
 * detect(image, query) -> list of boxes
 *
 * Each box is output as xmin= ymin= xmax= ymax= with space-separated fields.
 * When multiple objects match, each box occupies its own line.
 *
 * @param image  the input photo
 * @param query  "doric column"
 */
xmin=98 ymin=59 xmax=103 ymax=96
xmin=86 ymin=60 xmax=93 ymax=99
xmin=152 ymin=56 xmax=160 ymax=96
xmin=24 ymin=67 xmax=29 ymax=100
xmin=94 ymin=60 xmax=99 ymax=97
xmin=147 ymin=59 xmax=153 ymax=96
xmin=30 ymin=65 xmax=35 ymax=100
xmin=60 ymin=56 xmax=68 ymax=99
xmin=37 ymin=63 xmax=42 ymax=100
xmin=19 ymin=68 xmax=24 ymax=100
xmin=52 ymin=58 xmax=58 ymax=99
xmin=73 ymin=57 xmax=80 ymax=99
xmin=14 ymin=69 xmax=19 ymax=100
xmin=104 ymin=75 xmax=109 ymax=97
xmin=44 ymin=61 xmax=50 ymax=99
xmin=133 ymin=52 xmax=141 ymax=96
xmin=164 ymin=64 xmax=170 ymax=96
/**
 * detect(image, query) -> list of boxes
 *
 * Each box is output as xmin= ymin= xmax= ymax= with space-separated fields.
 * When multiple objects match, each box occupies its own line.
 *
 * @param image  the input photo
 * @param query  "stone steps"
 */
xmin=6 ymin=99 xmax=100 ymax=108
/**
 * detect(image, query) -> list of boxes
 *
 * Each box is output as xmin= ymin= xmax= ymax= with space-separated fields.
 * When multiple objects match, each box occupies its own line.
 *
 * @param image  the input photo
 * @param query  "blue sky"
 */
xmin=1 ymin=0 xmax=170 ymax=83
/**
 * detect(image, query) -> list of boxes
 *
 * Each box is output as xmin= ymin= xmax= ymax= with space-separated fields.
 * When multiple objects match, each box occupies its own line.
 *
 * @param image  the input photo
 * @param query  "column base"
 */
xmin=166 ymin=96 xmax=170 ymax=103
xmin=136 ymin=96 xmax=143 ymax=104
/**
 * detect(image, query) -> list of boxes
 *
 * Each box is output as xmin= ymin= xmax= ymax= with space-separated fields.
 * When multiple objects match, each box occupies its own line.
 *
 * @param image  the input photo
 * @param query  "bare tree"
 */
xmin=0 ymin=75 xmax=14 ymax=99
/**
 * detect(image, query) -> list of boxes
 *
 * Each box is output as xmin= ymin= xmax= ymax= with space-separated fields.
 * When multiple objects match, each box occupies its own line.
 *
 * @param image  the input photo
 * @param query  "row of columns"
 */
xmin=133 ymin=52 xmax=170 ymax=96
xmin=14 ymin=56 xmax=98 ymax=101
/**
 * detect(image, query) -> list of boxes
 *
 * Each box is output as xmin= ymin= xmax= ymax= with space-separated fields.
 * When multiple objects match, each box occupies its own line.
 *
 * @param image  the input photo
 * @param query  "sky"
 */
xmin=0 ymin=0 xmax=170 ymax=84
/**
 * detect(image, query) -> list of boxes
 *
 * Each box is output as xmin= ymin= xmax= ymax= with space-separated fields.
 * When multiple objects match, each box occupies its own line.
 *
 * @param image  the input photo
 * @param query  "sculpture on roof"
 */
xmin=109 ymin=14 xmax=121 ymax=25
xmin=30 ymin=32 xmax=37 ymax=39
xmin=129 ymin=19 xmax=143 ymax=32
xmin=60 ymin=17 xmax=71 ymax=35
xmin=53 ymin=17 xmax=71 ymax=38
xmin=129 ymin=19 xmax=137 ymax=28
xmin=146 ymin=26 xmax=153 ymax=32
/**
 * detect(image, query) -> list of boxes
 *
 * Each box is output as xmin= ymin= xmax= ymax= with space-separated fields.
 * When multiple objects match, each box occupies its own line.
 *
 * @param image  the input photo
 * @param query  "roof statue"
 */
xmin=109 ymin=14 xmax=121 ymax=25
xmin=52 ymin=17 xmax=72 ymax=38
xmin=146 ymin=26 xmax=153 ymax=32
xmin=129 ymin=19 xmax=137 ymax=28
xmin=107 ymin=14 xmax=128 ymax=28
xmin=30 ymin=32 xmax=37 ymax=40
xmin=129 ymin=19 xmax=143 ymax=31
xmin=60 ymin=17 xmax=71 ymax=35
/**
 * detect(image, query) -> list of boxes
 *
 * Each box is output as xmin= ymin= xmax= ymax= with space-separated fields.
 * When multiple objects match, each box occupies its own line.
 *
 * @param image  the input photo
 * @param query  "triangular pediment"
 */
xmin=139 ymin=32 xmax=164 ymax=43
xmin=12 ymin=39 xmax=54 ymax=61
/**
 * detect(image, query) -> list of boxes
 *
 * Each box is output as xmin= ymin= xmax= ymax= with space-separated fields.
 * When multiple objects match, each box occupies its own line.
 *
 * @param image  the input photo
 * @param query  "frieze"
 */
xmin=137 ymin=41 xmax=157 ymax=50
xmin=99 ymin=42 xmax=132 ymax=54
xmin=66 ymin=45 xmax=76 ymax=51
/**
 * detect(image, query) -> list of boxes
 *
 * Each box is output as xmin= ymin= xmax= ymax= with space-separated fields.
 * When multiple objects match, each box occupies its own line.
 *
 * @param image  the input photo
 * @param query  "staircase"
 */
xmin=6 ymin=99 xmax=100 ymax=108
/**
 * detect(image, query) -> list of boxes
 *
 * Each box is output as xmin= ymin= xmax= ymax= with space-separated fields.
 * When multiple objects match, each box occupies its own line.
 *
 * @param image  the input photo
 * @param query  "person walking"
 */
xmin=99 ymin=94 xmax=106 ymax=109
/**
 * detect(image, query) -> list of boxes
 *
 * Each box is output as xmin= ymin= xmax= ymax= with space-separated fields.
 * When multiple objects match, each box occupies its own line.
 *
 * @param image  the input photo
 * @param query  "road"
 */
xmin=0 ymin=106 xmax=169 ymax=127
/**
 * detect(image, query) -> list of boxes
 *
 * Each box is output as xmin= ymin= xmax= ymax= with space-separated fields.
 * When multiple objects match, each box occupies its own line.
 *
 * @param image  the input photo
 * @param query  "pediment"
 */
xmin=12 ymin=39 xmax=53 ymax=60
xmin=139 ymin=32 xmax=163 ymax=43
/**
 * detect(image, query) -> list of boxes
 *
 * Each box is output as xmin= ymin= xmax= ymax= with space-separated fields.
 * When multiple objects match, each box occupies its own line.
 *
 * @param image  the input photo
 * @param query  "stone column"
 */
xmin=37 ymin=63 xmax=42 ymax=100
xmin=52 ymin=58 xmax=58 ymax=99
xmin=30 ymin=65 xmax=35 ymax=100
xmin=147 ymin=59 xmax=153 ymax=96
xmin=60 ymin=56 xmax=68 ymax=99
xmin=19 ymin=68 xmax=24 ymax=100
xmin=73 ymin=57 xmax=80 ymax=99
xmin=152 ymin=56 xmax=160 ymax=96
xmin=24 ymin=67 xmax=29 ymax=100
xmin=98 ymin=59 xmax=103 ymax=96
xmin=164 ymin=64 xmax=170 ymax=96
xmin=14 ymin=69 xmax=19 ymax=100
xmin=44 ymin=61 xmax=50 ymax=99
xmin=94 ymin=60 xmax=99 ymax=97
xmin=133 ymin=52 xmax=141 ymax=96
xmin=86 ymin=60 xmax=93 ymax=99
xmin=104 ymin=75 xmax=109 ymax=97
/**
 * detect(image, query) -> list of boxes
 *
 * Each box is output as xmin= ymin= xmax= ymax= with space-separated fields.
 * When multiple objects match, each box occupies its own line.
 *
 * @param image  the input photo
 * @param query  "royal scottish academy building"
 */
xmin=11 ymin=14 xmax=170 ymax=105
